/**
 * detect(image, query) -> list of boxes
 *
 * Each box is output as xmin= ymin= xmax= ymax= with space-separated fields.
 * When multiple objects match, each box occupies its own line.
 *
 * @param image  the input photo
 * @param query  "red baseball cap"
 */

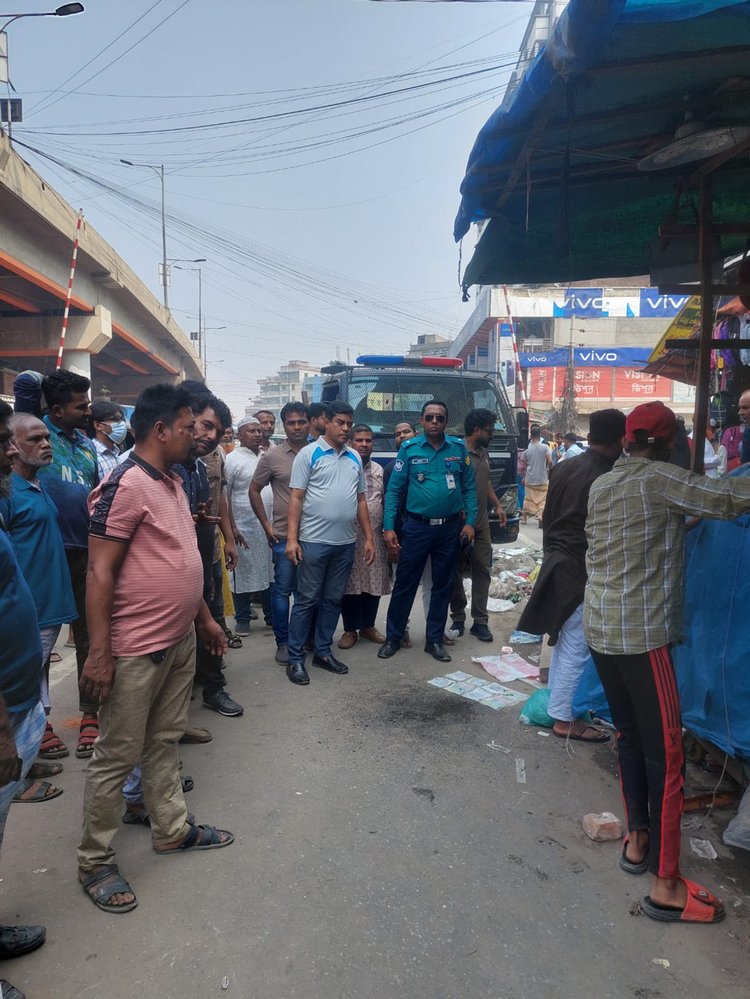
xmin=625 ymin=401 xmax=677 ymax=445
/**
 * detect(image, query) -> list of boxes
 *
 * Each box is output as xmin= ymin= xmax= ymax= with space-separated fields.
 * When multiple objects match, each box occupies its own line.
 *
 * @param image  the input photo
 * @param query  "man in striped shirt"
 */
xmin=585 ymin=401 xmax=750 ymax=925
xmin=77 ymin=383 xmax=233 ymax=915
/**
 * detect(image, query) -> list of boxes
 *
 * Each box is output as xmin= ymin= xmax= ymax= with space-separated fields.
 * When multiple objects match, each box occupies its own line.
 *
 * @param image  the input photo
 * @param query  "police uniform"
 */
xmin=383 ymin=433 xmax=477 ymax=646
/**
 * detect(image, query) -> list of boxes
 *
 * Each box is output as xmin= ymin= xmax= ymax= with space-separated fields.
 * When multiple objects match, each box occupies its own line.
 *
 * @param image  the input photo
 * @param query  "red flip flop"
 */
xmin=641 ymin=879 xmax=725 ymax=923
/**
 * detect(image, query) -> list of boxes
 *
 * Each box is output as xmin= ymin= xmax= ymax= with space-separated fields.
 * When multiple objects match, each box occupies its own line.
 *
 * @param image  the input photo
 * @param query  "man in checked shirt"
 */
xmin=584 ymin=401 xmax=750 ymax=926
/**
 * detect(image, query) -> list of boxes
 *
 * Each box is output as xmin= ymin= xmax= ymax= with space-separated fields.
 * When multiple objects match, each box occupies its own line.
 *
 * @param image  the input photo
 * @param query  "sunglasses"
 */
xmin=423 ymin=414 xmax=446 ymax=423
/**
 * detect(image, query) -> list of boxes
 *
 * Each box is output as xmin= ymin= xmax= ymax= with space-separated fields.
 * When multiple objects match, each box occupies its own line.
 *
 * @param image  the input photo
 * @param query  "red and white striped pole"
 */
xmin=502 ymin=284 xmax=528 ymax=410
xmin=56 ymin=209 xmax=84 ymax=370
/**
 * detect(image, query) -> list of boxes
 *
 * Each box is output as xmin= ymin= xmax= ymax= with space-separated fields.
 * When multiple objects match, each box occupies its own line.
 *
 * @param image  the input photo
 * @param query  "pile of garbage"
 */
xmin=488 ymin=546 xmax=542 ymax=604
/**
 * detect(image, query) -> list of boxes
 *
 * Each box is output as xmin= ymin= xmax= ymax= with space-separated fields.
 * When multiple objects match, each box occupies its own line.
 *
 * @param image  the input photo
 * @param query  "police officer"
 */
xmin=378 ymin=400 xmax=477 ymax=663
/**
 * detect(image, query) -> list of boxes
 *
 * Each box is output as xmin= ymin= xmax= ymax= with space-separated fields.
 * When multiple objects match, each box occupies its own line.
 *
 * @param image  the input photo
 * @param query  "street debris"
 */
xmin=221 ymin=976 xmax=230 ymax=991
xmin=689 ymin=837 xmax=718 ymax=860
xmin=509 ymin=630 xmax=543 ymax=644
xmin=582 ymin=812 xmax=623 ymax=842
xmin=487 ymin=741 xmax=512 ymax=753
xmin=428 ymin=673 xmax=530 ymax=711
xmin=652 ymin=959 xmax=670 ymax=969
xmin=515 ymin=758 xmax=527 ymax=784
xmin=473 ymin=653 xmax=540 ymax=683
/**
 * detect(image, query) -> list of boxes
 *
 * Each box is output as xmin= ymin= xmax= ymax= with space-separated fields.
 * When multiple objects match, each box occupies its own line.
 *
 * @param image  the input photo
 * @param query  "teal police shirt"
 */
xmin=383 ymin=433 xmax=478 ymax=531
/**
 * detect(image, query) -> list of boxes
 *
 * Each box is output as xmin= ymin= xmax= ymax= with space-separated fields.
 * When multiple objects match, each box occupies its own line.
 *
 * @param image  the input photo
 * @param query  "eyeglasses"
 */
xmin=423 ymin=414 xmax=446 ymax=423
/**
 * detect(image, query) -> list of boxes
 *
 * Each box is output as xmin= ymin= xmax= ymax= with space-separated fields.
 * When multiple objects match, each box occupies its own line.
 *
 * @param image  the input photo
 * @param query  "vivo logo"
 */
xmin=578 ymin=350 xmax=617 ymax=363
xmin=563 ymin=296 xmax=604 ymax=310
xmin=644 ymin=295 xmax=689 ymax=310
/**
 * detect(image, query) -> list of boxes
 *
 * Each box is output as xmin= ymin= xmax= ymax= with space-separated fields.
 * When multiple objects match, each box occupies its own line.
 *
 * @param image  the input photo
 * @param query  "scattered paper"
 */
xmin=428 ymin=676 xmax=453 ymax=688
xmin=32 ymin=868 xmax=47 ymax=874
xmin=652 ymin=959 xmax=670 ymax=969
xmin=445 ymin=670 xmax=472 ymax=682
xmin=487 ymin=741 xmax=511 ymax=753
xmin=515 ymin=758 xmax=527 ymax=784
xmin=510 ymin=630 xmax=543 ymax=644
xmin=537 ymin=731 xmax=550 ymax=737
xmin=446 ymin=681 xmax=479 ymax=696
xmin=486 ymin=598 xmax=515 ymax=613
xmin=473 ymin=654 xmax=540 ymax=683
xmin=464 ymin=685 xmax=493 ymax=702
xmin=482 ymin=688 xmax=529 ymax=709
xmin=689 ymin=837 xmax=718 ymax=860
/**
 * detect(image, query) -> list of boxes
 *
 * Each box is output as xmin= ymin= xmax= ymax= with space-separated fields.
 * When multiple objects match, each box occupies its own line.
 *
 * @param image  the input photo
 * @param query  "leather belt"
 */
xmin=406 ymin=511 xmax=460 ymax=526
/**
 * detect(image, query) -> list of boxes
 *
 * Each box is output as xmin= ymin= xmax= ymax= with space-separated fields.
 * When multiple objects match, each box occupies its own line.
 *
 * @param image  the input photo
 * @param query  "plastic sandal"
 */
xmin=80 ymin=865 xmax=138 ymax=914
xmin=641 ymin=878 xmax=725 ymax=923
xmin=154 ymin=823 xmax=234 ymax=854
xmin=38 ymin=722 xmax=69 ymax=760
xmin=12 ymin=780 xmax=63 ymax=804
xmin=76 ymin=717 xmax=99 ymax=759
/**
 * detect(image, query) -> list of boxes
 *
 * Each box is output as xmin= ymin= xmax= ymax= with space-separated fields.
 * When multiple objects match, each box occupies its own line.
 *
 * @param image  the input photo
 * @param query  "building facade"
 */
xmin=246 ymin=359 xmax=321 ymax=417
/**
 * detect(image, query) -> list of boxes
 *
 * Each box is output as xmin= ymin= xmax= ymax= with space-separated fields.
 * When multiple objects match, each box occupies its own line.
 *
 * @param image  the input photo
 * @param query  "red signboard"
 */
xmin=526 ymin=367 xmax=671 ymax=404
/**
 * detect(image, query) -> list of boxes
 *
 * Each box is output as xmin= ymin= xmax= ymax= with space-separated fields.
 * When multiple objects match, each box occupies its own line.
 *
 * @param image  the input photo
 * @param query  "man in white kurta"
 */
xmin=225 ymin=417 xmax=272 ymax=635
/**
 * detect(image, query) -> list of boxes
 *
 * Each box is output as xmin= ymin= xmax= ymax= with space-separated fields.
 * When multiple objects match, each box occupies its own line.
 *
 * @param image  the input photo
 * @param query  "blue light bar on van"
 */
xmin=356 ymin=355 xmax=463 ymax=369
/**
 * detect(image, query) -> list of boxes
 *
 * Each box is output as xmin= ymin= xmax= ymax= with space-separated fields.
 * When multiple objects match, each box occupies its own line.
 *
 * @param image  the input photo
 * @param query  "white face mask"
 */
xmin=106 ymin=420 xmax=128 ymax=445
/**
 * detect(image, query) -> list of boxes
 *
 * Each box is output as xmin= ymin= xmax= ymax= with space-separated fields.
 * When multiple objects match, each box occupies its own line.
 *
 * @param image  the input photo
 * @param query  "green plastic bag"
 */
xmin=519 ymin=688 xmax=553 ymax=727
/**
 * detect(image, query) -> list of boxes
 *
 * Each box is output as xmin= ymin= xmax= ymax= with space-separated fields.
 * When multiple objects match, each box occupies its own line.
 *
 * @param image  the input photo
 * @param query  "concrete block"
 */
xmin=582 ymin=811 xmax=623 ymax=842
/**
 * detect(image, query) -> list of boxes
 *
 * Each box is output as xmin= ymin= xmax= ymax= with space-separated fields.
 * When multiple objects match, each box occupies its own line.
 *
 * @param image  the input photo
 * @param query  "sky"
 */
xmin=6 ymin=0 xmax=531 ymax=418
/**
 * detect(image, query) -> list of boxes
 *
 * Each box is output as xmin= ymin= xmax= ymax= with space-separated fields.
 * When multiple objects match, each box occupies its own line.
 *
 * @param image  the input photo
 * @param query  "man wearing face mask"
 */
xmin=89 ymin=400 xmax=128 ymax=480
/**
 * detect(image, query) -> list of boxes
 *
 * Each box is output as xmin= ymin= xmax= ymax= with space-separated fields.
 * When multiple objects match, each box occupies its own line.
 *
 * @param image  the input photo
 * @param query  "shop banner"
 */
xmin=526 ymin=366 xmax=671 ymax=403
xmin=520 ymin=347 xmax=651 ymax=368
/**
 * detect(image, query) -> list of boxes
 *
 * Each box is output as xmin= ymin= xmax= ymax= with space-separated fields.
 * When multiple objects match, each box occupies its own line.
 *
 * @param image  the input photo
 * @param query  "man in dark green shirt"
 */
xmin=378 ymin=400 xmax=477 ymax=663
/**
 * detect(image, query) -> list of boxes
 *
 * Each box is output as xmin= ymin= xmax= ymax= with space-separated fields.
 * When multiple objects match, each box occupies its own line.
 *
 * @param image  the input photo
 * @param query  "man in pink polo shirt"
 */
xmin=77 ymin=383 xmax=234 ymax=915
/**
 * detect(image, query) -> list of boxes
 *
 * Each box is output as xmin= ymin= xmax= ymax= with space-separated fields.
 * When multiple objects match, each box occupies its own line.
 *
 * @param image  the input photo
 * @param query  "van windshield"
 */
xmin=346 ymin=372 xmax=510 ymax=437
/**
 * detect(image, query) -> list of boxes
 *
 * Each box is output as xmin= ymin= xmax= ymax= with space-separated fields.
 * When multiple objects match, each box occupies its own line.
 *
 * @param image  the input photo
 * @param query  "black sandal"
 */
xmin=80 ymin=865 xmax=138 ymax=914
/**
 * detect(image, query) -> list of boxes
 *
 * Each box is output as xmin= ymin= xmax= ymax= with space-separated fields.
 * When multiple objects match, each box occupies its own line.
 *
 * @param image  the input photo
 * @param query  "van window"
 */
xmin=347 ymin=373 xmax=509 ymax=436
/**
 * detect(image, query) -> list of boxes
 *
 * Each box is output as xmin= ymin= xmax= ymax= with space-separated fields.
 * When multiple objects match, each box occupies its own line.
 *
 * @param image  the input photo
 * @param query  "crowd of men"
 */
xmin=0 ymin=370 xmax=509 ymax=998
xmin=2 ymin=371 xmax=747 ymax=998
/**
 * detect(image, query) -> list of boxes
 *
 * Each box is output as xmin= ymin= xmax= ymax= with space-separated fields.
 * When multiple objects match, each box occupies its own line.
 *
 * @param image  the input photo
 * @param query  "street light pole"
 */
xmin=120 ymin=158 xmax=169 ymax=310
xmin=1 ymin=4 xmax=84 ymax=137
xmin=172 ymin=260 xmax=206 ymax=360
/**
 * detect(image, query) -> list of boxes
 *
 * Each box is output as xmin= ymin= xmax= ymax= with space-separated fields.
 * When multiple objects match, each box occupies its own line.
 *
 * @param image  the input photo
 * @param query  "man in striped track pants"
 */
xmin=584 ymin=401 xmax=750 ymax=926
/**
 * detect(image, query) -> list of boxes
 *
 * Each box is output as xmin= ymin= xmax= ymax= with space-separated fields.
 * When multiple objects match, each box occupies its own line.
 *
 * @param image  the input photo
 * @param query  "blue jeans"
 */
xmin=234 ymin=588 xmax=272 ymax=631
xmin=386 ymin=515 xmax=461 ymax=645
xmin=287 ymin=541 xmax=355 ymax=664
xmin=272 ymin=540 xmax=296 ymax=646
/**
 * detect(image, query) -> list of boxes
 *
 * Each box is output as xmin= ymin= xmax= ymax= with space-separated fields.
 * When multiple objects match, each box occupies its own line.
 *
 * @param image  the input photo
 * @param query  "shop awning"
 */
xmin=455 ymin=0 xmax=750 ymax=291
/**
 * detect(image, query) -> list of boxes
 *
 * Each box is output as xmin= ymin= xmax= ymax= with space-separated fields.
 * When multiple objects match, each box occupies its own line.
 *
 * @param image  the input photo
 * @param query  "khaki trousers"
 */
xmin=77 ymin=629 xmax=196 ymax=872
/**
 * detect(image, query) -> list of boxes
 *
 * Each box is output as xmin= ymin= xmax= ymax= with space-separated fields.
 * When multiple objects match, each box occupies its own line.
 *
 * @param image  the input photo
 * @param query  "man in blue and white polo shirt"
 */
xmin=285 ymin=402 xmax=375 ymax=685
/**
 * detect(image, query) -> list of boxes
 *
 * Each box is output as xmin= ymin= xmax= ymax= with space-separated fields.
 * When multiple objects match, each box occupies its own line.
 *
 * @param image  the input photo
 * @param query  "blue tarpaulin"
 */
xmin=573 ymin=463 xmax=750 ymax=759
xmin=454 ymin=0 xmax=750 ymax=287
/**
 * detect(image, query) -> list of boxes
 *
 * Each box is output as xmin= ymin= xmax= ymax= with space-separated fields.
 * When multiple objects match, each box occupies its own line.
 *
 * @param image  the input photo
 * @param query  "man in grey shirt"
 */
xmin=285 ymin=402 xmax=375 ymax=685
xmin=522 ymin=426 xmax=552 ymax=527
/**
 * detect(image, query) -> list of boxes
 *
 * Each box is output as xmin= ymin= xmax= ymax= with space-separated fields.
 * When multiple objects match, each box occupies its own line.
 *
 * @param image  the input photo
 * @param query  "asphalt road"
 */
xmin=4 ymin=532 xmax=749 ymax=999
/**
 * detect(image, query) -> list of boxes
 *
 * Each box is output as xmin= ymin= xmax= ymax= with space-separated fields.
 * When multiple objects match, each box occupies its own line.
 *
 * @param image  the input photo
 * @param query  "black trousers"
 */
xmin=195 ymin=558 xmax=226 ymax=698
xmin=65 ymin=547 xmax=98 ymax=715
xmin=341 ymin=593 xmax=380 ymax=632
xmin=591 ymin=645 xmax=684 ymax=879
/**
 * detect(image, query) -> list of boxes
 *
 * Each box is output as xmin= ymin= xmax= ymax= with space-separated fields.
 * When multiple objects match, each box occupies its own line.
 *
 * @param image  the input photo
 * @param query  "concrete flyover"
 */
xmin=0 ymin=133 xmax=202 ymax=403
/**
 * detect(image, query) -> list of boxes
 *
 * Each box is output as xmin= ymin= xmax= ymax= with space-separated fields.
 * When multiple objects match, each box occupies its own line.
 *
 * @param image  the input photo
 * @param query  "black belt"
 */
xmin=406 ymin=511 xmax=461 ymax=526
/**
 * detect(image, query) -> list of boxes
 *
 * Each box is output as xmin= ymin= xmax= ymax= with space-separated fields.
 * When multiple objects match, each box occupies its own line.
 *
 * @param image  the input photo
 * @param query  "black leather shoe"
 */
xmin=286 ymin=662 xmax=310 ymax=685
xmin=0 ymin=925 xmax=46 ymax=959
xmin=424 ymin=641 xmax=452 ymax=663
xmin=312 ymin=654 xmax=348 ymax=674
xmin=451 ymin=622 xmax=465 ymax=637
xmin=0 ymin=980 xmax=25 ymax=999
xmin=377 ymin=640 xmax=400 ymax=659
xmin=470 ymin=623 xmax=493 ymax=642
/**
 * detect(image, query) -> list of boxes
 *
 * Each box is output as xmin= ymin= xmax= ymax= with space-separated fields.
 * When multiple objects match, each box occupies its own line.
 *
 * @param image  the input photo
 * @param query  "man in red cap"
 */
xmin=585 ymin=401 xmax=750 ymax=925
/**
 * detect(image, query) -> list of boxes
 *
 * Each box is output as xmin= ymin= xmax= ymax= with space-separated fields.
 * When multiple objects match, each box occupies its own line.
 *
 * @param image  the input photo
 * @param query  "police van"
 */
xmin=317 ymin=355 xmax=527 ymax=543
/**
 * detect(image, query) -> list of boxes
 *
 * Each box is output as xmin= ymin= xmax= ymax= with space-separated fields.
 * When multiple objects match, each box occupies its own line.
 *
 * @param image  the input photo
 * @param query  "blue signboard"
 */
xmin=552 ymin=289 xmax=610 ymax=318
xmin=638 ymin=289 xmax=691 ymax=317
xmin=520 ymin=347 xmax=651 ymax=368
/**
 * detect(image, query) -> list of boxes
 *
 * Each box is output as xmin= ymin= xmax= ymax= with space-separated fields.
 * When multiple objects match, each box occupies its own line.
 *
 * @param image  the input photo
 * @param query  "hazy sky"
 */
xmin=8 ymin=0 xmax=530 ymax=418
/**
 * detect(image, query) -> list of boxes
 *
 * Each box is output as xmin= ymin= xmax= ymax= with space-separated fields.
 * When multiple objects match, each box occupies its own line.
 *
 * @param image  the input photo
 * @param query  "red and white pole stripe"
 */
xmin=502 ymin=284 xmax=528 ymax=410
xmin=56 ymin=209 xmax=84 ymax=371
